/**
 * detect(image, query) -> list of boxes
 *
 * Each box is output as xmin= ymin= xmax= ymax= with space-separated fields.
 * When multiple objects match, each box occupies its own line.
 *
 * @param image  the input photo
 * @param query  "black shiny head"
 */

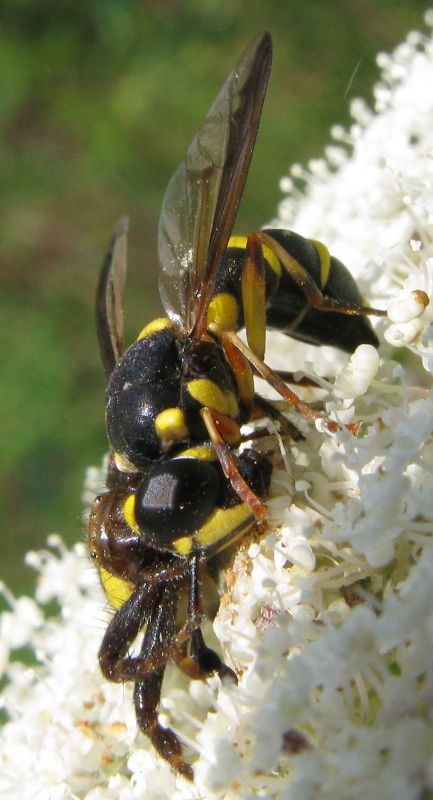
xmin=134 ymin=458 xmax=221 ymax=545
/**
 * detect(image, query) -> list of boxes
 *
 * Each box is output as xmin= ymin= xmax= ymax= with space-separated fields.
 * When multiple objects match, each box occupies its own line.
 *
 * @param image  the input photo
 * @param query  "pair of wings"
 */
xmin=97 ymin=33 xmax=272 ymax=379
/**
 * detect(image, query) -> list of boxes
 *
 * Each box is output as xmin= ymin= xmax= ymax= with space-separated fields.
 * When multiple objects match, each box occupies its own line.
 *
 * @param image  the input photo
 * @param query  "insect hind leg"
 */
xmin=134 ymin=667 xmax=194 ymax=782
xmin=134 ymin=664 xmax=194 ymax=781
xmin=190 ymin=627 xmax=237 ymax=681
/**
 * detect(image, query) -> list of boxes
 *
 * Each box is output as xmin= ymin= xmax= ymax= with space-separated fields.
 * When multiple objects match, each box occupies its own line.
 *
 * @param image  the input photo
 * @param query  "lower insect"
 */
xmin=90 ymin=448 xmax=272 ymax=779
xmin=89 ymin=32 xmax=385 ymax=779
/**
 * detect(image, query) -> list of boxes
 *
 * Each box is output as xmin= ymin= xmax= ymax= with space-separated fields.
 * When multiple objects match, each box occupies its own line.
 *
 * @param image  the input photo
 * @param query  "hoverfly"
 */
xmin=89 ymin=32 xmax=385 ymax=780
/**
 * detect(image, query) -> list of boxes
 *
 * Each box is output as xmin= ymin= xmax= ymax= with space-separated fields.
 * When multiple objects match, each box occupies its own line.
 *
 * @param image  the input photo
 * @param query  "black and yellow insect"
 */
xmin=89 ymin=33 xmax=385 ymax=779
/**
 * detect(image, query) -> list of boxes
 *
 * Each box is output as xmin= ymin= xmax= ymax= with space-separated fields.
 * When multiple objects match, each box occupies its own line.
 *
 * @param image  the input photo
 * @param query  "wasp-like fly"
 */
xmin=89 ymin=33 xmax=385 ymax=779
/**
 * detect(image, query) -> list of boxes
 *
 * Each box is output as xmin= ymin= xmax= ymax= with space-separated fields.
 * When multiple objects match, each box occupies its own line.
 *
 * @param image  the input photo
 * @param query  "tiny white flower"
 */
xmin=4 ymin=15 xmax=433 ymax=800
xmin=333 ymin=344 xmax=380 ymax=398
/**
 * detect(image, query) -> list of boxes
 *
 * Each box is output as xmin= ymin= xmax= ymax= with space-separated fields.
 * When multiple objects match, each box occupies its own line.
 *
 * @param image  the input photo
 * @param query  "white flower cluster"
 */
xmin=2 ymin=13 xmax=433 ymax=800
xmin=0 ymin=536 xmax=198 ymax=800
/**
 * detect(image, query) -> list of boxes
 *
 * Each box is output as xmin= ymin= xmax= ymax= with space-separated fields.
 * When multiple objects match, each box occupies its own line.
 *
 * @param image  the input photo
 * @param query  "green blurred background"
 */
xmin=0 ymin=0 xmax=428 ymax=596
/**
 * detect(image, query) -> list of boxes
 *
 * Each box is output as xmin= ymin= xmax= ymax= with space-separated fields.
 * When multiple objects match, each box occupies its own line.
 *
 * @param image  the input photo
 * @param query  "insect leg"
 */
xmin=223 ymin=330 xmax=361 ymax=435
xmin=201 ymin=407 xmax=269 ymax=520
xmin=134 ymin=666 xmax=194 ymax=781
xmin=257 ymin=230 xmax=387 ymax=317
xmin=133 ymin=594 xmax=194 ymax=781
xmin=252 ymin=393 xmax=306 ymax=441
xmin=241 ymin=232 xmax=267 ymax=360
xmin=98 ymin=582 xmax=157 ymax=682
xmin=189 ymin=627 xmax=237 ymax=681
xmin=172 ymin=627 xmax=237 ymax=682
xmin=270 ymin=371 xmax=326 ymax=388
xmin=101 ymin=557 xmax=210 ymax=684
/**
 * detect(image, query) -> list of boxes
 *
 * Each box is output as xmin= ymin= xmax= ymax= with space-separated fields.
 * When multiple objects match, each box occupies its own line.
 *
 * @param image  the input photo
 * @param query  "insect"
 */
xmin=89 ymin=32 xmax=385 ymax=780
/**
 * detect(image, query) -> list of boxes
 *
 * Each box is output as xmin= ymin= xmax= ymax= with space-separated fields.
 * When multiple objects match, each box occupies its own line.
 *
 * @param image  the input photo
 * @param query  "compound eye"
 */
xmin=135 ymin=458 xmax=220 ymax=545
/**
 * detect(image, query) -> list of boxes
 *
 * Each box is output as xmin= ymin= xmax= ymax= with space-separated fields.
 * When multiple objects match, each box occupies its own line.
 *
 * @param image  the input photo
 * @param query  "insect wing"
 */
xmin=96 ymin=216 xmax=128 ymax=378
xmin=157 ymin=125 xmax=228 ymax=331
xmin=197 ymin=33 xmax=272 ymax=339
xmin=158 ymin=33 xmax=272 ymax=334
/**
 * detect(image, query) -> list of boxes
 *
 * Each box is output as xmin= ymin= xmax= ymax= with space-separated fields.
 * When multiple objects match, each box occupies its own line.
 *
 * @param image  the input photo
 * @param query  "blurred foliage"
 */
xmin=0 ymin=0 xmax=429 ymax=595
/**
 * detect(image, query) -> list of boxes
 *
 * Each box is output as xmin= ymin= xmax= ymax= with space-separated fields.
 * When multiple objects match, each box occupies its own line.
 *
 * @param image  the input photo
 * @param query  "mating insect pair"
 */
xmin=89 ymin=32 xmax=385 ymax=780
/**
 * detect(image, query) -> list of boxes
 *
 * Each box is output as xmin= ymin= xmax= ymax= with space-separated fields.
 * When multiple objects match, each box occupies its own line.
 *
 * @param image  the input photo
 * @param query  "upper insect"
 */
xmin=90 ymin=32 xmax=386 ymax=781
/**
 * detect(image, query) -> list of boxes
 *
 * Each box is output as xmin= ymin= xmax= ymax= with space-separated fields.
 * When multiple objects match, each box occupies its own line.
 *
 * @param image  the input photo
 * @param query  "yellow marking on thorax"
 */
xmin=155 ymin=407 xmax=189 ymax=446
xmin=226 ymin=391 xmax=240 ymax=420
xmin=114 ymin=451 xmax=139 ymax=473
xmin=99 ymin=566 xmax=133 ymax=609
xmin=187 ymin=378 xmax=239 ymax=419
xmin=178 ymin=444 xmax=216 ymax=461
xmin=207 ymin=293 xmax=239 ymax=333
xmin=195 ymin=503 xmax=254 ymax=549
xmin=137 ymin=317 xmax=172 ymax=340
xmin=173 ymin=536 xmax=193 ymax=557
xmin=123 ymin=493 xmax=141 ymax=534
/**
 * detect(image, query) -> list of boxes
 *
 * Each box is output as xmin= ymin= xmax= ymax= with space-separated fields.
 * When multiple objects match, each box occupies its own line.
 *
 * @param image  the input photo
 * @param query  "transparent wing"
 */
xmin=158 ymin=32 xmax=272 ymax=335
xmin=96 ymin=216 xmax=128 ymax=379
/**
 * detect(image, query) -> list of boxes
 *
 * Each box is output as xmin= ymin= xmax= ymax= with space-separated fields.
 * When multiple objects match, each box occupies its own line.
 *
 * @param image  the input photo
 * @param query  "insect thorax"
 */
xmin=105 ymin=324 xmax=247 ymax=469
